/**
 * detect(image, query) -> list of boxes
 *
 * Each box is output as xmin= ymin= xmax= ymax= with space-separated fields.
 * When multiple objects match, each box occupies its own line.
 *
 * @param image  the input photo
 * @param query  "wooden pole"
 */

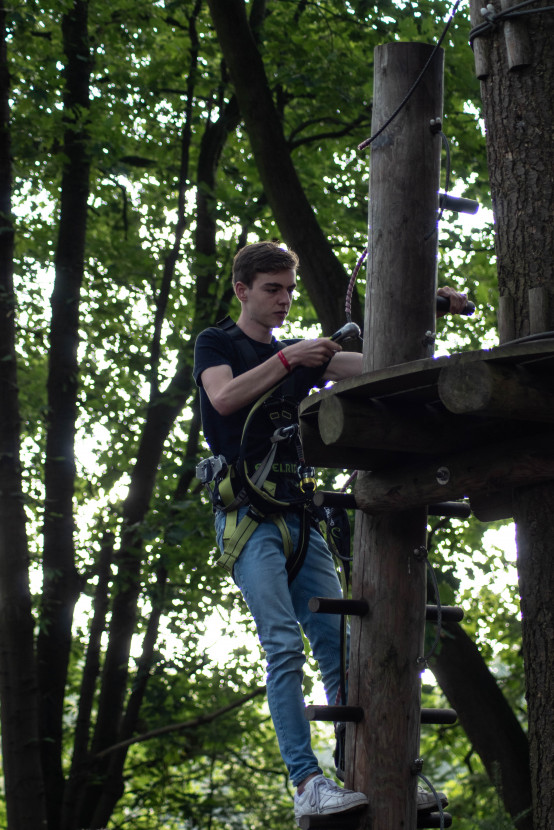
xmin=347 ymin=42 xmax=444 ymax=828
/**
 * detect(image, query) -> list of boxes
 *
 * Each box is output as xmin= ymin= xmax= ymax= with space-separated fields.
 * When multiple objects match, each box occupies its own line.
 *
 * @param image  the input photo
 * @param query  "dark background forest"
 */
xmin=1 ymin=1 xmax=551 ymax=829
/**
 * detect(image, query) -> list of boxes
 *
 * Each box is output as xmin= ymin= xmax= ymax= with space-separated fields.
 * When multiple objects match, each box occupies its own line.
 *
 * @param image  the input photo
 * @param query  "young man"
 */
xmin=193 ymin=241 xmax=464 ymax=823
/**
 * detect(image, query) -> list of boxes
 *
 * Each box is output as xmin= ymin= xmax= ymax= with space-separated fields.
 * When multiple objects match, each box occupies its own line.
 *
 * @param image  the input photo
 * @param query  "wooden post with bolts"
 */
xmin=345 ymin=42 xmax=444 ymax=828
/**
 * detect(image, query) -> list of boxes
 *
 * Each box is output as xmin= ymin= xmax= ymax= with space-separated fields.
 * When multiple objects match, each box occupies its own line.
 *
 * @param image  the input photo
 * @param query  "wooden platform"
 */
xmin=299 ymin=339 xmax=554 ymax=518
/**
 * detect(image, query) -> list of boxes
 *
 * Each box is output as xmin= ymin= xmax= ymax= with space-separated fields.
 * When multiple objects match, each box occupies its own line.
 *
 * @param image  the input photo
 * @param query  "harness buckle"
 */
xmin=196 ymin=454 xmax=228 ymax=484
xmin=298 ymin=464 xmax=316 ymax=494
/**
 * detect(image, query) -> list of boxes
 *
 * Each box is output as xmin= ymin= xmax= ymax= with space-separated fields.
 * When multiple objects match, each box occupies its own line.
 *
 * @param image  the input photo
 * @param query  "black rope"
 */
xmin=498 ymin=330 xmax=554 ymax=346
xmin=358 ymin=0 xmax=463 ymax=151
xmin=418 ymin=556 xmax=443 ymax=669
xmin=418 ymin=772 xmax=446 ymax=830
xmin=345 ymin=248 xmax=367 ymax=323
xmin=437 ymin=130 xmax=451 ymax=227
xmin=469 ymin=0 xmax=554 ymax=46
xmin=425 ymin=127 xmax=452 ymax=240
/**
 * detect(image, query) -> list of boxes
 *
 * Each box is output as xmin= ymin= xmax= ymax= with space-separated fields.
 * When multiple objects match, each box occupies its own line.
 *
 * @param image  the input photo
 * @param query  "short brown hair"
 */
xmin=232 ymin=241 xmax=299 ymax=287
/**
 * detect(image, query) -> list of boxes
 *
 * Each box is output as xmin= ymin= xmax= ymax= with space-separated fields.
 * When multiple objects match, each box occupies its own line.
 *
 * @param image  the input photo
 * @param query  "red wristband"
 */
xmin=277 ymin=350 xmax=292 ymax=372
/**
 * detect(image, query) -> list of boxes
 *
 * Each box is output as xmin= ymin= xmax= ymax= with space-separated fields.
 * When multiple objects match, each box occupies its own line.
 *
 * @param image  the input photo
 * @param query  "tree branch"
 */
xmin=94 ymin=686 xmax=267 ymax=759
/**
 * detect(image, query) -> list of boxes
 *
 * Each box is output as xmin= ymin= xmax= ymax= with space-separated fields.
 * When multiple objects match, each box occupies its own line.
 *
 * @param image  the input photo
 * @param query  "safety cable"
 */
xmin=358 ymin=0 xmax=463 ymax=151
xmin=437 ymin=129 xmax=451 ymax=227
xmin=418 ymin=772 xmax=446 ymax=829
xmin=425 ymin=126 xmax=452 ymax=240
xmin=415 ymin=547 xmax=442 ymax=668
xmin=345 ymin=248 xmax=367 ymax=323
xmin=469 ymin=0 xmax=554 ymax=45
xmin=498 ymin=330 xmax=554 ymax=346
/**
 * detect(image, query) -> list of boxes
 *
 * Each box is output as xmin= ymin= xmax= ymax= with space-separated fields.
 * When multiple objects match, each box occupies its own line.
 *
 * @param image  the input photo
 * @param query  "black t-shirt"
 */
xmin=193 ymin=324 xmax=327 ymax=497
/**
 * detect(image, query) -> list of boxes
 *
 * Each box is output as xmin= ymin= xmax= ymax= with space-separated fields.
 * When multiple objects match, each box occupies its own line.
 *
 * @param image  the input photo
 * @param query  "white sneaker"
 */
xmin=294 ymin=774 xmax=368 ymax=824
xmin=417 ymin=786 xmax=448 ymax=812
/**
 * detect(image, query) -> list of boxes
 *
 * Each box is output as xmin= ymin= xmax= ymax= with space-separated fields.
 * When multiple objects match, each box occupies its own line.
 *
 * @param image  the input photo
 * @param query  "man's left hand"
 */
xmin=437 ymin=286 xmax=469 ymax=316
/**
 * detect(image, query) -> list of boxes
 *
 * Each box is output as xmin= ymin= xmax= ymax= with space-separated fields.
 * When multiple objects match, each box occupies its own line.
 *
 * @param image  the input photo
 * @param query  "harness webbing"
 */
xmin=213 ymin=318 xmax=312 ymax=581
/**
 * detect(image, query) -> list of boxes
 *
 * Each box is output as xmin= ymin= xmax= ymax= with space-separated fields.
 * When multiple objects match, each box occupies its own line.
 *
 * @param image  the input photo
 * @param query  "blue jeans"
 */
xmin=215 ymin=507 xmax=346 ymax=787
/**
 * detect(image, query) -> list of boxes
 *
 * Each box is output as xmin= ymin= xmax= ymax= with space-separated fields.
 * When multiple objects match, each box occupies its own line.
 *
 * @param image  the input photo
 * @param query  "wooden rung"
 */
xmin=439 ymin=192 xmax=479 ymax=214
xmin=426 ymin=605 xmax=464 ymax=622
xmin=306 ymin=705 xmax=457 ymax=725
xmin=421 ymin=708 xmax=457 ymax=725
xmin=417 ymin=811 xmax=453 ymax=828
xmin=309 ymin=597 xmax=369 ymax=616
xmin=313 ymin=491 xmax=357 ymax=509
xmin=428 ymin=500 xmax=471 ymax=519
xmin=298 ymin=808 xmax=365 ymax=829
xmin=305 ymin=705 xmax=364 ymax=723
xmin=309 ymin=598 xmax=463 ymax=622
xmin=298 ymin=807 xmax=451 ymax=829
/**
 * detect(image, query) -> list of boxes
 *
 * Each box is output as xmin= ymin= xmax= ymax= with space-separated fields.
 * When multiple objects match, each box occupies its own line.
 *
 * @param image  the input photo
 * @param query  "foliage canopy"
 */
xmin=0 ymin=2 xmax=530 ymax=829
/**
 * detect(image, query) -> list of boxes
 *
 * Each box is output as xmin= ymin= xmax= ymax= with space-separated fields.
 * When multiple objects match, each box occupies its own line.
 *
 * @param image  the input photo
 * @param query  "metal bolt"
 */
xmin=429 ymin=117 xmax=442 ymax=135
xmin=436 ymin=466 xmax=450 ymax=485
xmin=411 ymin=757 xmax=424 ymax=775
xmin=413 ymin=545 xmax=428 ymax=561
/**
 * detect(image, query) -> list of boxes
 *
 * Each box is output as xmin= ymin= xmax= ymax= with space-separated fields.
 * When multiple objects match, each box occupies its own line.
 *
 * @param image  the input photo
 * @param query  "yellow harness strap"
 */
xmin=214 ymin=379 xmax=309 ymax=575
xmin=218 ymin=507 xmax=293 ymax=575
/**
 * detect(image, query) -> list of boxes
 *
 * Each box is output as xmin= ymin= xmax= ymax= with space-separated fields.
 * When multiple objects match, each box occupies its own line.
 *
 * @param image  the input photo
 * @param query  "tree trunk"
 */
xmin=206 ymin=0 xmax=362 ymax=334
xmin=0 ymin=6 xmax=47 ymax=828
xmin=468 ymin=3 xmax=554 ymax=826
xmin=513 ymin=485 xmax=554 ymax=829
xmin=37 ymin=3 xmax=92 ymax=825
xmin=431 ymin=622 xmax=532 ymax=830
xmin=78 ymin=58 xmax=238 ymax=830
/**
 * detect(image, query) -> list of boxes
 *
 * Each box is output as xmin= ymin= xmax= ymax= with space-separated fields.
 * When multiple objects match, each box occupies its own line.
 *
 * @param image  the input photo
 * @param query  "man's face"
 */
xmin=236 ymin=269 xmax=296 ymax=330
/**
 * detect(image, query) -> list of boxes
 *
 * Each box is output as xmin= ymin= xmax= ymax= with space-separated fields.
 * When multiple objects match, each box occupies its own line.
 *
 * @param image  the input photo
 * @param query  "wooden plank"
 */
xmin=469 ymin=0 xmax=491 ymax=79
xmin=300 ymin=340 xmax=554 ymax=415
xmin=354 ymin=432 xmax=554 ymax=514
xmin=318 ymin=396 xmax=451 ymax=454
xmin=501 ymin=0 xmax=533 ymax=71
xmin=300 ymin=415 xmax=393 ymax=471
xmin=498 ymin=294 xmax=516 ymax=343
xmin=528 ymin=286 xmax=549 ymax=335
xmin=471 ymin=489 xmax=514 ymax=522
xmin=300 ymin=341 xmax=554 ymax=472
xmin=438 ymin=361 xmax=554 ymax=421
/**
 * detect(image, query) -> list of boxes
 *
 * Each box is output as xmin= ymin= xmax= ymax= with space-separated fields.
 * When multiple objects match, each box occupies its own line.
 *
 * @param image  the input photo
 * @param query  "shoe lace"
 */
xmin=308 ymin=776 xmax=329 ymax=809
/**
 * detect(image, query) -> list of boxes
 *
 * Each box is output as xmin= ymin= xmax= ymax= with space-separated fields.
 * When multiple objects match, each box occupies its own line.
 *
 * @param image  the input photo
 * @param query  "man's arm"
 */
xmin=201 ymin=337 xmax=341 ymax=416
xmin=322 ymin=286 xmax=470 ymax=382
xmin=202 ymin=287 xmax=470 ymax=413
xmin=322 ymin=350 xmax=363 ymax=382
xmin=437 ymin=286 xmax=469 ymax=316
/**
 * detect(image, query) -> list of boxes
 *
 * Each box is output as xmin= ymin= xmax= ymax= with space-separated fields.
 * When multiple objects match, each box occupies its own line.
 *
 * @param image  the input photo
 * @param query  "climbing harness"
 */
xmin=197 ymin=317 xmax=319 ymax=583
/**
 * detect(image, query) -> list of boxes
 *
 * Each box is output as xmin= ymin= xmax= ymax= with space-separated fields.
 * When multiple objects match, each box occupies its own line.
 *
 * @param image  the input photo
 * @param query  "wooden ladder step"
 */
xmin=305 ymin=705 xmax=364 ymax=723
xmin=308 ymin=597 xmax=369 ymax=616
xmin=306 ymin=705 xmax=457 ymax=725
xmin=297 ymin=808 xmax=452 ymax=829
xmin=417 ymin=810 xmax=453 ymax=828
xmin=298 ymin=808 xmax=365 ymax=829
xmin=426 ymin=605 xmax=464 ymax=622
xmin=421 ymin=707 xmax=458 ymax=724
xmin=308 ymin=597 xmax=464 ymax=623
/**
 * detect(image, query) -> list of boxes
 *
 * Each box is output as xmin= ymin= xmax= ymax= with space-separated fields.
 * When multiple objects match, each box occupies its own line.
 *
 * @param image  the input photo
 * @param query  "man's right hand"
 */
xmin=282 ymin=338 xmax=342 ymax=369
